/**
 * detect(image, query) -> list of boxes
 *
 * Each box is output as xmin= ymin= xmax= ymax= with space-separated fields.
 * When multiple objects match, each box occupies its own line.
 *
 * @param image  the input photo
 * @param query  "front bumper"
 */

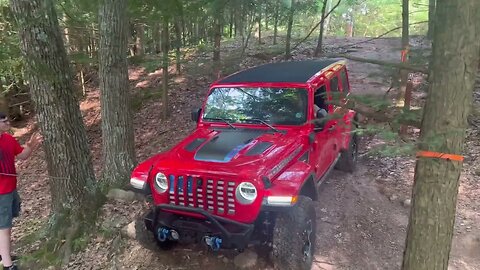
xmin=145 ymin=204 xmax=255 ymax=249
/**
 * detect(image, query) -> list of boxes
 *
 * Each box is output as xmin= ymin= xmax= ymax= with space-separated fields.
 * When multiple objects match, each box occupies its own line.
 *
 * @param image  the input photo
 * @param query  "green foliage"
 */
xmin=0 ymin=1 xmax=23 ymax=83
xmin=72 ymin=232 xmax=89 ymax=252
xmin=328 ymin=0 xmax=429 ymax=37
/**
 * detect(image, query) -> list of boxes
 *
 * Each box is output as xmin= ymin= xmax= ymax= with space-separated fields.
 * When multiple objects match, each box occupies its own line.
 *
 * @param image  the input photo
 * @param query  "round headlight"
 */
xmin=154 ymin=172 xmax=168 ymax=193
xmin=235 ymin=182 xmax=257 ymax=205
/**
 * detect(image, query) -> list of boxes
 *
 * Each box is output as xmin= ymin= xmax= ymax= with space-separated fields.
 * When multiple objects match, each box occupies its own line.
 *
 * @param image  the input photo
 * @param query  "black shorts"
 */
xmin=0 ymin=190 xmax=21 ymax=229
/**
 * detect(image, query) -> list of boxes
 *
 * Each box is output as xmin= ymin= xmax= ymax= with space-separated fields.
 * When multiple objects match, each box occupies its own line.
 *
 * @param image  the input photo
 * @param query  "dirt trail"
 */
xmin=11 ymin=37 xmax=480 ymax=270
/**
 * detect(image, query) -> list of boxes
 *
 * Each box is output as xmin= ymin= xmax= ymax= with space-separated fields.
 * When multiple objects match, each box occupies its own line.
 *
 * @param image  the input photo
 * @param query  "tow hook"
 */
xmin=204 ymin=236 xmax=222 ymax=251
xmin=156 ymin=227 xmax=180 ymax=242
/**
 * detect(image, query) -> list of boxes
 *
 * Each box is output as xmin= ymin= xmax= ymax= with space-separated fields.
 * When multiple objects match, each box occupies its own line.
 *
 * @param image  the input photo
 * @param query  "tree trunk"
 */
xmin=427 ymin=0 xmax=436 ymax=39
xmin=285 ymin=0 xmax=295 ymax=59
xmin=213 ymin=11 xmax=222 ymax=62
xmin=239 ymin=4 xmax=245 ymax=38
xmin=63 ymin=13 xmax=70 ymax=54
xmin=10 ymin=0 xmax=102 ymax=262
xmin=257 ymin=8 xmax=262 ymax=44
xmin=323 ymin=0 xmax=332 ymax=34
xmin=135 ymin=23 xmax=145 ymax=56
xmin=98 ymin=0 xmax=136 ymax=188
xmin=181 ymin=15 xmax=186 ymax=46
xmin=401 ymin=0 xmax=480 ymax=269
xmin=161 ymin=17 xmax=169 ymax=119
xmin=273 ymin=0 xmax=279 ymax=45
xmin=229 ymin=9 xmax=234 ymax=38
xmin=397 ymin=0 xmax=410 ymax=123
xmin=174 ymin=16 xmax=182 ymax=75
xmin=152 ymin=22 xmax=161 ymax=54
xmin=314 ymin=0 xmax=328 ymax=57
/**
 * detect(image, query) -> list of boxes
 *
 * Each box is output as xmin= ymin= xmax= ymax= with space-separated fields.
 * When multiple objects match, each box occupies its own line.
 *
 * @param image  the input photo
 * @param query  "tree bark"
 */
xmin=257 ymin=6 xmax=262 ymax=44
xmin=427 ymin=0 xmax=436 ymax=39
xmin=229 ymin=8 xmax=234 ymax=38
xmin=285 ymin=0 xmax=295 ymax=59
xmin=213 ymin=11 xmax=222 ymax=61
xmin=273 ymin=0 xmax=279 ymax=45
xmin=161 ymin=17 xmax=170 ymax=119
xmin=174 ymin=16 xmax=182 ymax=74
xmin=314 ymin=0 xmax=328 ymax=57
xmin=401 ymin=0 xmax=480 ymax=269
xmin=98 ymin=0 xmax=136 ymax=188
xmin=152 ymin=22 xmax=161 ymax=54
xmin=10 ymin=0 xmax=102 ymax=261
xmin=135 ymin=23 xmax=145 ymax=56
xmin=397 ymin=0 xmax=410 ymax=127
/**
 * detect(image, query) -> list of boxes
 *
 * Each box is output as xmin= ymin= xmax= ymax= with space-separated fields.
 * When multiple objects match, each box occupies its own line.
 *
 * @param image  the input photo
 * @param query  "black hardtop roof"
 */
xmin=216 ymin=59 xmax=342 ymax=84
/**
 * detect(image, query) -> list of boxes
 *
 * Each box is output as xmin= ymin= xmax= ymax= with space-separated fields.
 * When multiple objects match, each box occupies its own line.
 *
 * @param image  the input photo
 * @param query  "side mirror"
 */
xmin=191 ymin=108 xmax=202 ymax=123
xmin=314 ymin=108 xmax=328 ymax=130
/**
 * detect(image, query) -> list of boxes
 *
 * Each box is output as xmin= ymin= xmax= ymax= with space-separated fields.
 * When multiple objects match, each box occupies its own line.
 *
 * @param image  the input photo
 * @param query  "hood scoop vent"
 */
xmin=185 ymin=138 xmax=206 ymax=151
xmin=245 ymin=142 xmax=273 ymax=156
xmin=194 ymin=130 xmax=264 ymax=162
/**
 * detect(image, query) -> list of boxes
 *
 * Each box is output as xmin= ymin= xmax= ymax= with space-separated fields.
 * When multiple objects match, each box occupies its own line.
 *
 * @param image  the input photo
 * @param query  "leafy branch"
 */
xmin=291 ymin=0 xmax=342 ymax=52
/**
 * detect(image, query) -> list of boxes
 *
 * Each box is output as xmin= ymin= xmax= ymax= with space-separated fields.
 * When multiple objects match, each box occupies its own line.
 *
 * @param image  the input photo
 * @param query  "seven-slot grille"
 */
xmin=168 ymin=175 xmax=237 ymax=215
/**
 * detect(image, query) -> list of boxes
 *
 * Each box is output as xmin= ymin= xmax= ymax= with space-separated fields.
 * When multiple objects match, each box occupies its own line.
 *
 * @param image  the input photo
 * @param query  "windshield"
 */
xmin=202 ymin=87 xmax=308 ymax=125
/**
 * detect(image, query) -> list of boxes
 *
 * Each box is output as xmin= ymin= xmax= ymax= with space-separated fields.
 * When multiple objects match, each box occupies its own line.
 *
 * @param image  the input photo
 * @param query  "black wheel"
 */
xmin=133 ymin=218 xmax=158 ymax=250
xmin=335 ymin=131 xmax=359 ymax=173
xmin=271 ymin=196 xmax=316 ymax=270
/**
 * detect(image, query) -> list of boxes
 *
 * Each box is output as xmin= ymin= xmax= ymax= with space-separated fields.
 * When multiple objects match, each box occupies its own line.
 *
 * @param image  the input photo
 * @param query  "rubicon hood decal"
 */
xmin=194 ymin=129 xmax=266 ymax=162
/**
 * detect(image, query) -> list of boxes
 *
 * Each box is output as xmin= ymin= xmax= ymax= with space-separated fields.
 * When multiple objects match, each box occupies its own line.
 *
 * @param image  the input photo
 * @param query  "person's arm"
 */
xmin=16 ymin=132 xmax=41 ymax=160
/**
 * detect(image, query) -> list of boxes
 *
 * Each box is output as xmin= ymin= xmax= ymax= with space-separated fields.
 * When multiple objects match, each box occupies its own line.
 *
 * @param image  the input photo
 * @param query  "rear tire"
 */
xmin=335 ymin=131 xmax=359 ymax=173
xmin=271 ymin=196 xmax=316 ymax=270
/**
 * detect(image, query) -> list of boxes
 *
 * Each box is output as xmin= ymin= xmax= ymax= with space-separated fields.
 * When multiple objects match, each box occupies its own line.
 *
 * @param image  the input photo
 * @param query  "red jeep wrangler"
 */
xmin=130 ymin=59 xmax=358 ymax=270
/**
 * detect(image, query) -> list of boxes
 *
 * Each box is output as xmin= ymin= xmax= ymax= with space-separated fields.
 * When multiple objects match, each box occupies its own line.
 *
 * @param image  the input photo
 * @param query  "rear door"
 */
xmin=327 ymin=74 xmax=343 ymax=159
xmin=336 ymin=67 xmax=352 ymax=150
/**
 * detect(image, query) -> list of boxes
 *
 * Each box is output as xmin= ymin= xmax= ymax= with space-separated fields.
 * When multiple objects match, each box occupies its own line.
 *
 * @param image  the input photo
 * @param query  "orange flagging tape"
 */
xmin=401 ymin=49 xmax=408 ymax=62
xmin=416 ymin=151 xmax=464 ymax=162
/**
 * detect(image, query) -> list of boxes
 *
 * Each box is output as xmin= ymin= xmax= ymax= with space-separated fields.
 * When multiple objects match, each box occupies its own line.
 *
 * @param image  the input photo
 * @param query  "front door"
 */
xmin=311 ymin=84 xmax=336 ymax=181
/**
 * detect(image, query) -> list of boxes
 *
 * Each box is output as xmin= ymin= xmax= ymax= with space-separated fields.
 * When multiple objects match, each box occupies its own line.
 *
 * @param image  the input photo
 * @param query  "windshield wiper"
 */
xmin=243 ymin=118 xmax=279 ymax=132
xmin=203 ymin=117 xmax=236 ymax=129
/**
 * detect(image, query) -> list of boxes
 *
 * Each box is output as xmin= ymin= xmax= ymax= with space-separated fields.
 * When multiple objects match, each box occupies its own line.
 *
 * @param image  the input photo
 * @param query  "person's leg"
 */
xmin=0 ymin=228 xmax=12 ymax=267
xmin=0 ymin=192 xmax=14 ymax=267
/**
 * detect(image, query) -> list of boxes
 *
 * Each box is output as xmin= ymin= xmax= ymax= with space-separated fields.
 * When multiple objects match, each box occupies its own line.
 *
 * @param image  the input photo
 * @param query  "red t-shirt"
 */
xmin=0 ymin=133 xmax=24 ymax=194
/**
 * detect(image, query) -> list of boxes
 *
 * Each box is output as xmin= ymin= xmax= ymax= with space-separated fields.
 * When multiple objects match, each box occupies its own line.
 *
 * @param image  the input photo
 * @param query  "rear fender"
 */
xmin=340 ymin=110 xmax=357 ymax=150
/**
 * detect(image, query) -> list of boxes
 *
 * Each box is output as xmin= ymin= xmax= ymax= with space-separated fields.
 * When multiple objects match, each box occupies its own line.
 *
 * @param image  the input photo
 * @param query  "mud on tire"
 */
xmin=271 ymin=196 xmax=316 ymax=270
xmin=335 ymin=131 xmax=359 ymax=173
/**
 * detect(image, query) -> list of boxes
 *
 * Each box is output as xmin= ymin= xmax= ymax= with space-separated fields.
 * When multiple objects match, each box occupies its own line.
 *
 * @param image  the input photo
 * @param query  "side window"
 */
xmin=329 ymin=76 xmax=341 ymax=105
xmin=339 ymin=68 xmax=350 ymax=92
xmin=330 ymin=76 xmax=339 ymax=93
xmin=314 ymin=85 xmax=327 ymax=111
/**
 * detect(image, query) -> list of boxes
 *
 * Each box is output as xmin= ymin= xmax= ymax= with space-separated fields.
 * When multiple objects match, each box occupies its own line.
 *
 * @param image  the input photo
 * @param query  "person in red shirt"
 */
xmin=0 ymin=112 xmax=41 ymax=270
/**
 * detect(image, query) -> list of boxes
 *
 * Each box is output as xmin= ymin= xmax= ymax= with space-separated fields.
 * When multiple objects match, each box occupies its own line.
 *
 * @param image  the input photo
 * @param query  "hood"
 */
xmin=154 ymin=127 xmax=307 ymax=179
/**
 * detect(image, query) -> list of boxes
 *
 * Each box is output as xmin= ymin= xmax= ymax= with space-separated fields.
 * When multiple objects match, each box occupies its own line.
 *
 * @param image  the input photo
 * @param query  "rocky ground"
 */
xmin=9 ymin=36 xmax=480 ymax=270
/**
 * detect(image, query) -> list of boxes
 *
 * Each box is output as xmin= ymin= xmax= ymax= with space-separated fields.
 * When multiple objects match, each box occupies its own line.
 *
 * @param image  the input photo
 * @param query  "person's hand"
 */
xmin=26 ymin=132 xmax=42 ymax=149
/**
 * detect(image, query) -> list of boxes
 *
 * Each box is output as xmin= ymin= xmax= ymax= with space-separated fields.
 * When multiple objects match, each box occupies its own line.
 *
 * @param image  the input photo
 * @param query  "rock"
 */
xmin=389 ymin=195 xmax=398 ymax=201
xmin=121 ymin=221 xmax=136 ymax=239
xmin=233 ymin=250 xmax=258 ymax=269
xmin=107 ymin=188 xmax=136 ymax=202
xmin=403 ymin=199 xmax=412 ymax=207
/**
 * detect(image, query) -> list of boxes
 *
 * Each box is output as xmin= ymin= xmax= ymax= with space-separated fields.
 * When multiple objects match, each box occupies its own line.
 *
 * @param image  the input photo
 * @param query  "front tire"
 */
xmin=271 ymin=196 xmax=316 ymax=270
